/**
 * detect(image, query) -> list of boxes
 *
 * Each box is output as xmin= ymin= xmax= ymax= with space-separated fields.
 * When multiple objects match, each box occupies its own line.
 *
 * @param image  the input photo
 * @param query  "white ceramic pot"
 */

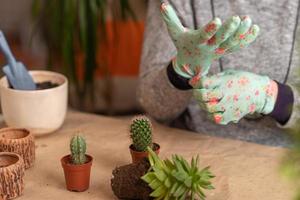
xmin=0 ymin=71 xmax=68 ymax=135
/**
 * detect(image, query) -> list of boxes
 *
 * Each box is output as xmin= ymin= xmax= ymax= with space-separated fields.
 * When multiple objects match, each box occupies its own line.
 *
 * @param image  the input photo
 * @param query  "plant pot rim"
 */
xmin=0 ymin=70 xmax=68 ymax=93
xmin=0 ymin=127 xmax=32 ymax=141
xmin=0 ymin=152 xmax=22 ymax=169
xmin=61 ymin=154 xmax=93 ymax=168
xmin=129 ymin=143 xmax=160 ymax=154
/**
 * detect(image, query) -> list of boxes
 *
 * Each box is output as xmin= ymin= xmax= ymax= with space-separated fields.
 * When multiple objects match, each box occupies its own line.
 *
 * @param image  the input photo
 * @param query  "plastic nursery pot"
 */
xmin=0 ymin=152 xmax=25 ymax=200
xmin=61 ymin=155 xmax=93 ymax=192
xmin=0 ymin=70 xmax=68 ymax=135
xmin=129 ymin=143 xmax=160 ymax=164
xmin=0 ymin=128 xmax=35 ymax=169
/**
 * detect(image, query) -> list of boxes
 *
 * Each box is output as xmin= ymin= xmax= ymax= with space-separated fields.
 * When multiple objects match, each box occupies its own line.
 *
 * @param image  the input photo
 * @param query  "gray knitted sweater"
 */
xmin=137 ymin=0 xmax=300 ymax=147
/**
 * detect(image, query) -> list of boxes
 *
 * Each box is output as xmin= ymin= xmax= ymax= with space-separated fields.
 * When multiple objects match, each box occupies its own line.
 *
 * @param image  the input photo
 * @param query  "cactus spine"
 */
xmin=70 ymin=135 xmax=87 ymax=165
xmin=130 ymin=116 xmax=153 ymax=152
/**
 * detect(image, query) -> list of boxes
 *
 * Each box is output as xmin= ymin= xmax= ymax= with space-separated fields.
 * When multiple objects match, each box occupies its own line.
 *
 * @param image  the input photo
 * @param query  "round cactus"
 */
xmin=130 ymin=116 xmax=153 ymax=152
xmin=70 ymin=135 xmax=87 ymax=165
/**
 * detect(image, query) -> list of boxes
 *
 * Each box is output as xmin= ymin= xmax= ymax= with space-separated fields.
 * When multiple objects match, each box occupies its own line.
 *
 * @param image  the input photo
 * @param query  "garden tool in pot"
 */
xmin=0 ymin=31 xmax=36 ymax=90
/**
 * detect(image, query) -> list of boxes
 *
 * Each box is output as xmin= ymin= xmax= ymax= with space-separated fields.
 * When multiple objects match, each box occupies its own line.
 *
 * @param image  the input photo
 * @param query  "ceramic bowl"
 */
xmin=0 ymin=70 xmax=68 ymax=135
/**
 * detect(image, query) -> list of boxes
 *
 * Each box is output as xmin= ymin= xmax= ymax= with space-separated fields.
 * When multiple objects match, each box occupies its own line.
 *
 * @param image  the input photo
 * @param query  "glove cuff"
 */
xmin=167 ymin=62 xmax=192 ymax=90
xmin=268 ymin=81 xmax=294 ymax=125
xmin=172 ymin=58 xmax=193 ymax=79
xmin=261 ymin=78 xmax=278 ymax=114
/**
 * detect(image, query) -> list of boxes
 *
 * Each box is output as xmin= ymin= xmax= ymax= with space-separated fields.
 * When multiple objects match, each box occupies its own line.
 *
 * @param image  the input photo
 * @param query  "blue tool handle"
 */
xmin=0 ymin=31 xmax=17 ymax=75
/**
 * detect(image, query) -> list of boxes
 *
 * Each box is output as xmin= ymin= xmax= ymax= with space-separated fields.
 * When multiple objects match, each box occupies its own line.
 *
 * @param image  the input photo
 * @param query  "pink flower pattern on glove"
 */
xmin=193 ymin=70 xmax=278 ymax=125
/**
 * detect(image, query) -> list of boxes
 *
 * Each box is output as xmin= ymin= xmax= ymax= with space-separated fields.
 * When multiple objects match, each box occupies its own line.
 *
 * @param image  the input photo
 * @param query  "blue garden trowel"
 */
xmin=0 ymin=31 xmax=36 ymax=90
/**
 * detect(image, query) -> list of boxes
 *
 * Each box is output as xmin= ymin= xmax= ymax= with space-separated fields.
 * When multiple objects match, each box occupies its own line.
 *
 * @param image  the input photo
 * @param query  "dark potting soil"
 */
xmin=36 ymin=81 xmax=59 ymax=90
xmin=111 ymin=159 xmax=153 ymax=200
xmin=9 ymin=81 xmax=59 ymax=90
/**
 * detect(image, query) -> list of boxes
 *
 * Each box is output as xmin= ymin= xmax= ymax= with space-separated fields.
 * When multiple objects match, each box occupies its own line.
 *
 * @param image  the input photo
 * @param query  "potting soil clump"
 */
xmin=111 ymin=159 xmax=152 ymax=200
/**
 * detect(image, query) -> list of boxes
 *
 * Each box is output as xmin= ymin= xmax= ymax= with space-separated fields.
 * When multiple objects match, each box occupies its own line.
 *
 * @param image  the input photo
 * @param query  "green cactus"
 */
xmin=70 ymin=135 xmax=87 ymax=165
xmin=142 ymin=147 xmax=215 ymax=200
xmin=130 ymin=116 xmax=153 ymax=152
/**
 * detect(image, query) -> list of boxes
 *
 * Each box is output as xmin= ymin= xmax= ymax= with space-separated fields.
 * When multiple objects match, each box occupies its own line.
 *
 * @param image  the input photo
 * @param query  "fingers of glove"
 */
xmin=218 ymin=16 xmax=252 ymax=52
xmin=239 ymin=24 xmax=260 ymax=47
xmin=207 ymin=113 xmax=228 ymax=124
xmin=160 ymin=3 xmax=185 ymax=40
xmin=201 ymin=73 xmax=225 ymax=89
xmin=212 ymin=112 xmax=240 ymax=125
xmin=227 ymin=24 xmax=260 ymax=53
xmin=193 ymin=89 xmax=210 ymax=102
xmin=194 ymin=18 xmax=222 ymax=43
xmin=195 ymin=88 xmax=224 ymax=102
xmin=207 ymin=16 xmax=241 ymax=48
xmin=189 ymin=73 xmax=202 ymax=88
xmin=204 ymin=100 xmax=226 ymax=113
xmin=235 ymin=16 xmax=252 ymax=39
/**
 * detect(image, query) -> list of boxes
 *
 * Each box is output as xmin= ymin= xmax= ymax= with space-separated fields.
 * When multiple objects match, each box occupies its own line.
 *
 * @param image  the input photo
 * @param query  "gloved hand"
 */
xmin=161 ymin=3 xmax=260 ymax=85
xmin=193 ymin=69 xmax=278 ymax=125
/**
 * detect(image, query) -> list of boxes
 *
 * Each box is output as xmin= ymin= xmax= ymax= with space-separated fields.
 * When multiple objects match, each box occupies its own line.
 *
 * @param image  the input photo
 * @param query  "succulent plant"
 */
xmin=142 ymin=147 xmax=215 ymax=200
xmin=130 ymin=116 xmax=153 ymax=152
xmin=70 ymin=135 xmax=87 ymax=165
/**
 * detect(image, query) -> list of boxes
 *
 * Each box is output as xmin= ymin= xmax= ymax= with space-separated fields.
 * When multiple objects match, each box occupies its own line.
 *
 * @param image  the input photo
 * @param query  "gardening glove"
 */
xmin=161 ymin=3 xmax=260 ymax=85
xmin=193 ymin=69 xmax=278 ymax=125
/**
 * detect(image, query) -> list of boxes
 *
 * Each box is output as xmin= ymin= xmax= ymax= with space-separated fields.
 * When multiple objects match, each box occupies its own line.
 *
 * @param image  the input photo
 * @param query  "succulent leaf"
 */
xmin=142 ymin=147 xmax=214 ymax=200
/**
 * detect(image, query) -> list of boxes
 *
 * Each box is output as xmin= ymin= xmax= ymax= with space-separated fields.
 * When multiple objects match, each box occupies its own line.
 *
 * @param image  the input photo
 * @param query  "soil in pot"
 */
xmin=111 ymin=158 xmax=152 ymax=200
xmin=130 ymin=143 xmax=160 ymax=164
xmin=0 ymin=152 xmax=25 ymax=200
xmin=61 ymin=155 xmax=93 ymax=192
xmin=9 ymin=81 xmax=59 ymax=90
xmin=0 ymin=128 xmax=35 ymax=169
xmin=36 ymin=81 xmax=59 ymax=90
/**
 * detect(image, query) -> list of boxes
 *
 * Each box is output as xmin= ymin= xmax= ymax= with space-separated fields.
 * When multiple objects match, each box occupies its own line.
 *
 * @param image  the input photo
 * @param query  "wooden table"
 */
xmin=15 ymin=111 xmax=294 ymax=200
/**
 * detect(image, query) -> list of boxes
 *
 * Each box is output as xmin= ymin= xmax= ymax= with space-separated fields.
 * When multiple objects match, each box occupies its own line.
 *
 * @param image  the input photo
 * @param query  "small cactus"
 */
xmin=70 ymin=135 xmax=87 ymax=165
xmin=130 ymin=116 xmax=153 ymax=152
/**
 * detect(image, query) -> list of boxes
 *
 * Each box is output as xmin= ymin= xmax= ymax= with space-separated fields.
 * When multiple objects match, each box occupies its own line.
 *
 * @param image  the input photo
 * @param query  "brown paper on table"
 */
xmin=13 ymin=111 xmax=294 ymax=200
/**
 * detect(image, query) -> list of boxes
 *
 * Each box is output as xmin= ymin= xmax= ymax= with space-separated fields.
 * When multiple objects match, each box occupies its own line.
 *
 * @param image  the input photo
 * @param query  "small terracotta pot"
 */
xmin=0 ymin=128 xmax=35 ymax=169
xmin=0 ymin=152 xmax=25 ymax=200
xmin=61 ymin=155 xmax=93 ymax=192
xmin=129 ymin=143 xmax=160 ymax=164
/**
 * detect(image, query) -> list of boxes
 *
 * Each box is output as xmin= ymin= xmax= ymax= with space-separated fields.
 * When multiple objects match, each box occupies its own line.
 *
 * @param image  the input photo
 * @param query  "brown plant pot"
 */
xmin=0 ymin=128 xmax=35 ymax=169
xmin=129 ymin=143 xmax=160 ymax=164
xmin=61 ymin=154 xmax=93 ymax=192
xmin=0 ymin=152 xmax=25 ymax=200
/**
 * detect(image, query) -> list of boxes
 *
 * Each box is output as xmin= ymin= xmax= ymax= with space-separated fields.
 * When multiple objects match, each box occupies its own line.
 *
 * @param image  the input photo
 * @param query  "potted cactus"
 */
xmin=129 ymin=116 xmax=160 ymax=164
xmin=111 ymin=147 xmax=215 ymax=199
xmin=61 ymin=135 xmax=93 ymax=192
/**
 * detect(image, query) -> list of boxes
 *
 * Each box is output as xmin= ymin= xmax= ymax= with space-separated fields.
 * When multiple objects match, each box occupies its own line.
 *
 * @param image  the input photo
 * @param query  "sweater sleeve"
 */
xmin=137 ymin=0 xmax=192 ymax=122
xmin=279 ymin=84 xmax=300 ymax=129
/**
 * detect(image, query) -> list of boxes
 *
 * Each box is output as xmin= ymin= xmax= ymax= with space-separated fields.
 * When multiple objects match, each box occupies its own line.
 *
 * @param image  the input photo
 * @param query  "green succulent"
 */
xmin=70 ymin=135 xmax=87 ymax=165
xmin=142 ymin=147 xmax=215 ymax=200
xmin=130 ymin=116 xmax=153 ymax=152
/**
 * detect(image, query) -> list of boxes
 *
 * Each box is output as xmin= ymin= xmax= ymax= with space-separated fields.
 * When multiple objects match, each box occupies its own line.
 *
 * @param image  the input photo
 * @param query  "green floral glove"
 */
xmin=193 ymin=70 xmax=278 ymax=125
xmin=161 ymin=3 xmax=260 ymax=84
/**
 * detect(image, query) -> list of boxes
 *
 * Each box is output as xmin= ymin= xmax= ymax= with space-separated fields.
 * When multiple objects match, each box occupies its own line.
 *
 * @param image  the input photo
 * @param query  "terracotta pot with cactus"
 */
xmin=111 ymin=147 xmax=215 ymax=200
xmin=0 ymin=128 xmax=35 ymax=169
xmin=0 ymin=152 xmax=25 ymax=200
xmin=129 ymin=116 xmax=160 ymax=164
xmin=61 ymin=135 xmax=93 ymax=192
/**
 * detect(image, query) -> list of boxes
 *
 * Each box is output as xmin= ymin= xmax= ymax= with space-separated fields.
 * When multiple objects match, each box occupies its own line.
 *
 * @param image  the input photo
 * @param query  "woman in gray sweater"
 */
xmin=137 ymin=0 xmax=300 ymax=147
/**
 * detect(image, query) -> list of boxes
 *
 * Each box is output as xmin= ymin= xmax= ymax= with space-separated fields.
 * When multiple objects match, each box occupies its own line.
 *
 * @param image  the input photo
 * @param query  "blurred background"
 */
xmin=0 ymin=0 xmax=147 ymax=115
